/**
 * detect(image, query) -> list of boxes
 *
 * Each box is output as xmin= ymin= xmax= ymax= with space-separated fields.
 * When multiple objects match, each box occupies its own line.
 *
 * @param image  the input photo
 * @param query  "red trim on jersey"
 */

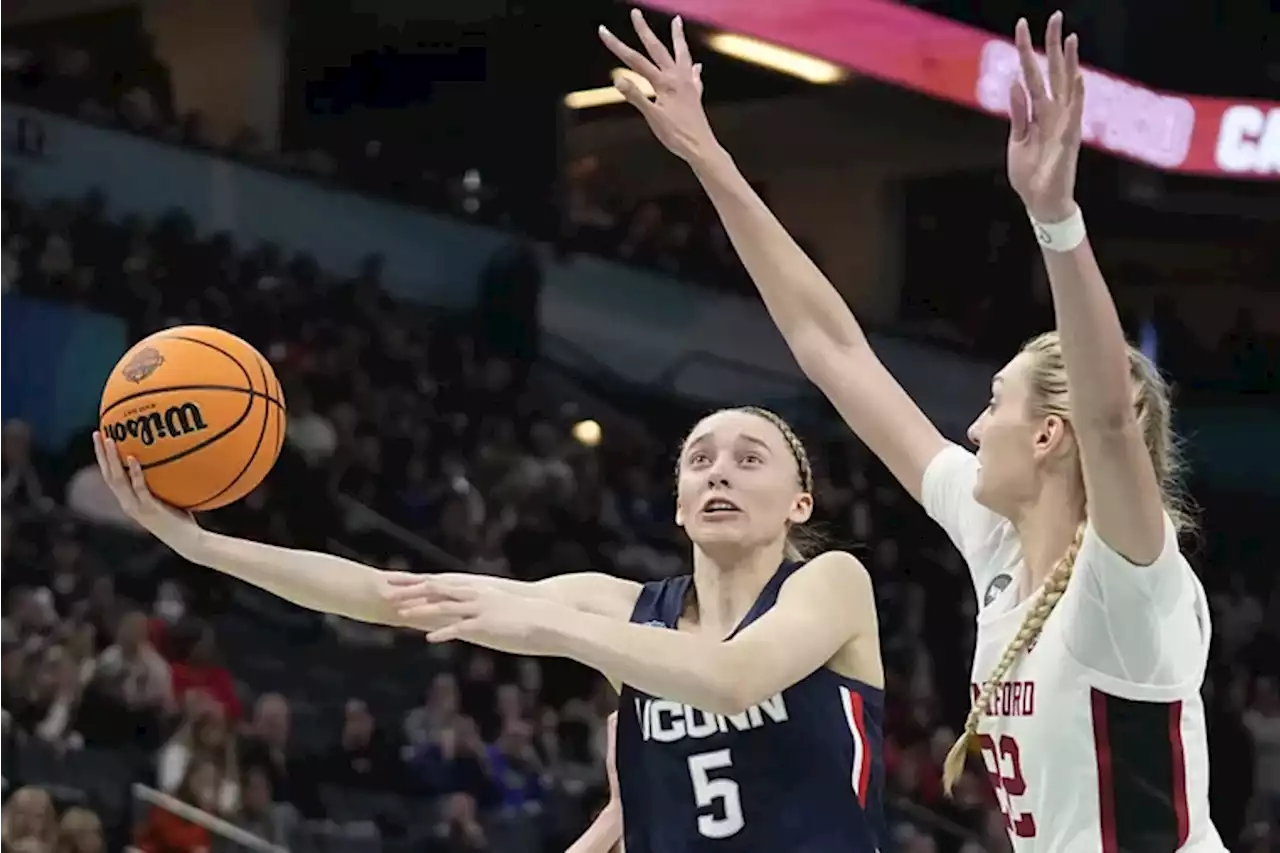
xmin=840 ymin=686 xmax=872 ymax=806
xmin=1168 ymin=701 xmax=1190 ymax=847
xmin=1090 ymin=689 xmax=1119 ymax=853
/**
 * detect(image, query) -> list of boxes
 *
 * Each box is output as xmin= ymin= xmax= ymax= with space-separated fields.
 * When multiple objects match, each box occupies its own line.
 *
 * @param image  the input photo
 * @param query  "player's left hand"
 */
xmin=393 ymin=579 xmax=561 ymax=655
xmin=1006 ymin=12 xmax=1085 ymax=222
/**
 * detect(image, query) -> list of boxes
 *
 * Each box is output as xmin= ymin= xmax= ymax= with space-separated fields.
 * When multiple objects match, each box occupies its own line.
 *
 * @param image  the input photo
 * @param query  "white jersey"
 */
xmin=922 ymin=445 xmax=1227 ymax=853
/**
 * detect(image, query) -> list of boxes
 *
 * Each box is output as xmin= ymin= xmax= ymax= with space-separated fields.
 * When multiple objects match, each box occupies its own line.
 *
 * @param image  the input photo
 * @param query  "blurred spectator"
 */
xmin=134 ymin=759 xmax=220 ymax=853
xmin=55 ymin=808 xmax=104 ymax=853
xmin=2 ymin=420 xmax=50 ymax=511
xmin=233 ymin=767 xmax=299 ymax=849
xmin=408 ymin=715 xmax=493 ymax=802
xmin=1244 ymin=675 xmax=1280 ymax=825
xmin=321 ymin=698 xmax=405 ymax=792
xmin=157 ymin=698 xmax=240 ymax=815
xmin=486 ymin=718 xmax=547 ymax=816
xmin=2 ymin=787 xmax=58 ymax=853
xmin=169 ymin=624 xmax=241 ymax=722
xmin=405 ymin=673 xmax=463 ymax=749
xmin=431 ymin=792 xmax=488 ymax=853
xmin=94 ymin=610 xmax=172 ymax=718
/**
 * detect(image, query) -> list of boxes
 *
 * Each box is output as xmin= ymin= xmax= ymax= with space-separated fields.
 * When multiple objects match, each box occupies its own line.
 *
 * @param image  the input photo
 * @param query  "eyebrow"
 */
xmin=683 ymin=433 xmax=775 ymax=453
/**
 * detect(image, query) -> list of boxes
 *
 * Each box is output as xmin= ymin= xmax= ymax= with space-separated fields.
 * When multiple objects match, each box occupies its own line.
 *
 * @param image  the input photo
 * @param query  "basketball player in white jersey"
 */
xmin=596 ymin=7 xmax=1227 ymax=852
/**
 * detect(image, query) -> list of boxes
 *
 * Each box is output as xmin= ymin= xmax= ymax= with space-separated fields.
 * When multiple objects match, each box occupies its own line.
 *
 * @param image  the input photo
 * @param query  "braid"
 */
xmin=941 ymin=523 xmax=1086 ymax=795
xmin=733 ymin=407 xmax=813 ymax=491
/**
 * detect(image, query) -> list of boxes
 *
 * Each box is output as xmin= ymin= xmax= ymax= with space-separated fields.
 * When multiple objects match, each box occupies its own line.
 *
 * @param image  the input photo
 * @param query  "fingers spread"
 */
xmin=671 ymin=16 xmax=692 ymax=69
xmin=631 ymin=8 xmax=675 ymax=70
xmin=614 ymin=76 xmax=658 ymax=119
xmin=599 ymin=25 xmax=661 ymax=81
xmin=1045 ymin=11 xmax=1066 ymax=102
xmin=1008 ymin=81 xmax=1031 ymax=141
xmin=1014 ymin=18 xmax=1049 ymax=111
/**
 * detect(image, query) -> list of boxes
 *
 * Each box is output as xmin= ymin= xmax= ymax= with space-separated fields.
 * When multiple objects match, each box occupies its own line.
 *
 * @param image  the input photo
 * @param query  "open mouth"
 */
xmin=700 ymin=497 xmax=742 ymax=516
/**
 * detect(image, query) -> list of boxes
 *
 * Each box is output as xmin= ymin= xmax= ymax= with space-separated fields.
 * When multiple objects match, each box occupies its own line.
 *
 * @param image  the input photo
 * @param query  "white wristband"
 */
xmin=1029 ymin=206 xmax=1086 ymax=252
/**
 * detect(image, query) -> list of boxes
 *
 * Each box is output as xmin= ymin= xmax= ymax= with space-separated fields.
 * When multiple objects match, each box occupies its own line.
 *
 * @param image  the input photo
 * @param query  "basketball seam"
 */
xmin=100 ymin=385 xmax=285 ymax=418
xmin=117 ymin=335 xmax=261 ymax=488
xmin=190 ymin=355 xmax=275 ymax=511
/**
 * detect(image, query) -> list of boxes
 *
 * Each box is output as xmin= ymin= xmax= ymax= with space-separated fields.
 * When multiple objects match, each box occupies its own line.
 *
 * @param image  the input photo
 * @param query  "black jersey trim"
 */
xmin=1090 ymin=688 xmax=1190 ymax=853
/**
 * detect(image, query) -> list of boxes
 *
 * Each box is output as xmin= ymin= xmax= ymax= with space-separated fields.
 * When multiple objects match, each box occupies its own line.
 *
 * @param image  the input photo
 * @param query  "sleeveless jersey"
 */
xmin=924 ymin=444 xmax=1227 ymax=853
xmin=615 ymin=560 xmax=885 ymax=853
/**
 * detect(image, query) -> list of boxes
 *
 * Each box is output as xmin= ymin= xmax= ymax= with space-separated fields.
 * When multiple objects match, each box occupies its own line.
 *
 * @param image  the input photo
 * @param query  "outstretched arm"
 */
xmin=600 ymin=10 xmax=946 ymax=501
xmin=93 ymin=433 xmax=640 ymax=628
xmin=404 ymin=551 xmax=873 ymax=716
xmin=1009 ymin=14 xmax=1165 ymax=564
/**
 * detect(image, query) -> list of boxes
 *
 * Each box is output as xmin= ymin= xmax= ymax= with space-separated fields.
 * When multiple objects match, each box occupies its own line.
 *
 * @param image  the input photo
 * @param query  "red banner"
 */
xmin=638 ymin=0 xmax=1279 ymax=180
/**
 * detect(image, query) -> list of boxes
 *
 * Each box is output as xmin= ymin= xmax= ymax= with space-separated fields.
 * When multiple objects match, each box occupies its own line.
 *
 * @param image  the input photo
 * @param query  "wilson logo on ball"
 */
xmin=104 ymin=403 xmax=209 ymax=447
xmin=121 ymin=346 xmax=165 ymax=383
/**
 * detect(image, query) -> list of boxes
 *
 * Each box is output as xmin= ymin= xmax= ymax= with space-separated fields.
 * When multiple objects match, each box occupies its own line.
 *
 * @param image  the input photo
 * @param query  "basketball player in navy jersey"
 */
xmin=385 ymin=407 xmax=887 ymax=852
xmin=94 ymin=405 xmax=886 ymax=852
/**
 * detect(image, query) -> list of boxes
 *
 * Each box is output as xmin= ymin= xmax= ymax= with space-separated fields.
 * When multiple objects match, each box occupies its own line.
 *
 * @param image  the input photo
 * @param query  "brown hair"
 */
xmin=941 ymin=331 xmax=1192 ymax=794
xmin=678 ymin=406 xmax=816 ymax=560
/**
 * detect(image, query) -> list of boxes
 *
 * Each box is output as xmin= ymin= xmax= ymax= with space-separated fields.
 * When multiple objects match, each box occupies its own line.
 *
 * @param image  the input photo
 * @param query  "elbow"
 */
xmin=705 ymin=655 xmax=772 ymax=716
xmin=792 ymin=336 xmax=868 ymax=389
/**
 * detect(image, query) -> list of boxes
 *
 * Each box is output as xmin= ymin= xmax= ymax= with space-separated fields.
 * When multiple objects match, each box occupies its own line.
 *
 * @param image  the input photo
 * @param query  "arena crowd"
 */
xmin=3 ymin=13 xmax=1278 ymax=853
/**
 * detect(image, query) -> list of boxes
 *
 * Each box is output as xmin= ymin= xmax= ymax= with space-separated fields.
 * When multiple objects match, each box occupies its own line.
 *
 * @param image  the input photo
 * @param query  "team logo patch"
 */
xmin=121 ymin=346 xmax=164 ymax=383
xmin=984 ymin=573 xmax=1013 ymax=607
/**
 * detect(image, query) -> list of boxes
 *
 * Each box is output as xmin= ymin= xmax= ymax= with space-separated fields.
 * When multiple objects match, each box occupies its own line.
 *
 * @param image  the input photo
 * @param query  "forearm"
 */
xmin=565 ymin=800 xmax=623 ymax=853
xmin=1039 ymin=213 xmax=1133 ymax=422
xmin=180 ymin=531 xmax=401 ymax=626
xmin=542 ymin=612 xmax=739 ymax=714
xmin=691 ymin=147 xmax=869 ymax=362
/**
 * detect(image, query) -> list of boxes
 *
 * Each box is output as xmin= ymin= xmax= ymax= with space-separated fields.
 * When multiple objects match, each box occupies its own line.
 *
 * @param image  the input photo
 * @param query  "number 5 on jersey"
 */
xmin=688 ymin=749 xmax=745 ymax=838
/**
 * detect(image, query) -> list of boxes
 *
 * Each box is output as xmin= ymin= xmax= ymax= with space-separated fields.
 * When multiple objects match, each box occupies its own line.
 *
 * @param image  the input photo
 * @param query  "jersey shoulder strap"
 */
xmin=629 ymin=575 xmax=693 ymax=628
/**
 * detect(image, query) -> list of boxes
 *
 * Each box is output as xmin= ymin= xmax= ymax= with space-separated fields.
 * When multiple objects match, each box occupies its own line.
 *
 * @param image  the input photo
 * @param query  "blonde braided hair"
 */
xmin=941 ymin=330 xmax=1193 ymax=794
xmin=941 ymin=522 xmax=1084 ymax=793
xmin=678 ymin=406 xmax=816 ymax=560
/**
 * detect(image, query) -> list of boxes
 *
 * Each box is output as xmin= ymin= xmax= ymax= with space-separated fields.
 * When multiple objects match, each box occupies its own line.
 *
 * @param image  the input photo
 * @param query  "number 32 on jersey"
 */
xmin=978 ymin=733 xmax=1037 ymax=838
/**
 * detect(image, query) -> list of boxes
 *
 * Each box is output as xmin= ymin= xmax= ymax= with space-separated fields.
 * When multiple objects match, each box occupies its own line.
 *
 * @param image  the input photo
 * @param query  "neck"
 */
xmin=1011 ymin=480 xmax=1084 ymax=591
xmin=690 ymin=538 xmax=787 ymax=636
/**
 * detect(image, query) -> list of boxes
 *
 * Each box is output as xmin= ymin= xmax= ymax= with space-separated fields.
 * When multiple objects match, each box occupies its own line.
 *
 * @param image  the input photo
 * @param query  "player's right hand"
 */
xmin=92 ymin=431 xmax=201 ymax=545
xmin=599 ymin=9 xmax=714 ymax=164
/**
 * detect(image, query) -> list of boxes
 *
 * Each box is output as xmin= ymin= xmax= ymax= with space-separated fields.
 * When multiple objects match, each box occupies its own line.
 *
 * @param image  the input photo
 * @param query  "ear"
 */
xmin=789 ymin=492 xmax=814 ymax=525
xmin=1033 ymin=414 xmax=1073 ymax=460
xmin=674 ymin=498 xmax=685 ymax=528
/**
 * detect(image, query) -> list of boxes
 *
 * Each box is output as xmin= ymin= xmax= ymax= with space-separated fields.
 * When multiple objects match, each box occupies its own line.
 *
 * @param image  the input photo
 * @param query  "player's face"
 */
xmin=675 ymin=410 xmax=812 ymax=552
xmin=966 ymin=353 xmax=1070 ymax=518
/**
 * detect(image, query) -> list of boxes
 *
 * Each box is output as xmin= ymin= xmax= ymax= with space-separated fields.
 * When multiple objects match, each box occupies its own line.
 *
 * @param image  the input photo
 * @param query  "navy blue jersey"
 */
xmin=616 ymin=560 xmax=885 ymax=853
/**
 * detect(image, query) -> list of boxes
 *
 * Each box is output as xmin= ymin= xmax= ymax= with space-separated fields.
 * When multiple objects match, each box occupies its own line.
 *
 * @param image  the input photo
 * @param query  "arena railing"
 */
xmin=334 ymin=492 xmax=467 ymax=572
xmin=131 ymin=784 xmax=288 ymax=853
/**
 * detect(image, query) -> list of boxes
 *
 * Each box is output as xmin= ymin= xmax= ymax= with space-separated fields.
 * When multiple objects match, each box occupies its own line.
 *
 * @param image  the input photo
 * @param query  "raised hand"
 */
xmin=599 ymin=9 xmax=716 ymax=163
xmin=1007 ymin=12 xmax=1084 ymax=222
xmin=92 ymin=431 xmax=201 ymax=547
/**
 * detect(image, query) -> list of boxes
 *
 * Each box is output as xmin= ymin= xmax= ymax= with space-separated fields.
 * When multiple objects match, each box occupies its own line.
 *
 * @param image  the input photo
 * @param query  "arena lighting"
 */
xmin=703 ymin=32 xmax=847 ymax=84
xmin=564 ymin=68 xmax=657 ymax=109
xmin=572 ymin=419 xmax=603 ymax=447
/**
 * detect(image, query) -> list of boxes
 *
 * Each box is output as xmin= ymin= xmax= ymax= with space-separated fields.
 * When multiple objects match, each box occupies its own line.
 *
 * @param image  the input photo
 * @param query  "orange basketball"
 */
xmin=99 ymin=326 xmax=286 ymax=511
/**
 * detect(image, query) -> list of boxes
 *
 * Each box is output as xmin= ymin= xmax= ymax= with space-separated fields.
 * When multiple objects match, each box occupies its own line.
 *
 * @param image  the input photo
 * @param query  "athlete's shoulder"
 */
xmin=782 ymin=551 xmax=875 ymax=608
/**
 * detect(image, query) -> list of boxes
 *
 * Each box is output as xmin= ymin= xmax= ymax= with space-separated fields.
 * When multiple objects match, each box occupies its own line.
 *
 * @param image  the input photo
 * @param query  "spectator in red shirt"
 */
xmin=169 ymin=622 xmax=241 ymax=723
